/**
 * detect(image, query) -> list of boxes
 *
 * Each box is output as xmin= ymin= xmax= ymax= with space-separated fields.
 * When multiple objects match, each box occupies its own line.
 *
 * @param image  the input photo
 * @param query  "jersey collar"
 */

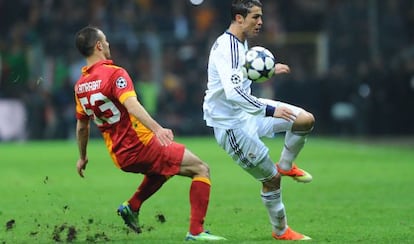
xmin=225 ymin=30 xmax=244 ymax=44
xmin=81 ymin=60 xmax=114 ymax=75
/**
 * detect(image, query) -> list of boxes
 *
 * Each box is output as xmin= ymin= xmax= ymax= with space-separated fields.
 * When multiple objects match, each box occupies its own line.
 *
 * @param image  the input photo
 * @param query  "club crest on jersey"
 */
xmin=248 ymin=152 xmax=257 ymax=161
xmin=116 ymin=77 xmax=127 ymax=89
xmin=231 ymin=74 xmax=241 ymax=84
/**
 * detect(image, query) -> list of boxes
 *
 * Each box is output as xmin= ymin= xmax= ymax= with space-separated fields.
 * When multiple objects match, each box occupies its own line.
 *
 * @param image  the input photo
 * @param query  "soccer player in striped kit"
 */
xmin=74 ymin=26 xmax=225 ymax=241
xmin=203 ymin=0 xmax=314 ymax=240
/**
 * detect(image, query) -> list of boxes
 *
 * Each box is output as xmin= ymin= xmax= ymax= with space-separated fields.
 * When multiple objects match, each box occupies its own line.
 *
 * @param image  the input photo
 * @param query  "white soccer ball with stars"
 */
xmin=242 ymin=46 xmax=276 ymax=83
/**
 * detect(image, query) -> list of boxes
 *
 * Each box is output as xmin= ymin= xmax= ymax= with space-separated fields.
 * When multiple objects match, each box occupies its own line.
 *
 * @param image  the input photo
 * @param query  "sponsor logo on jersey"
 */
xmin=77 ymin=80 xmax=102 ymax=93
xmin=248 ymin=152 xmax=257 ymax=161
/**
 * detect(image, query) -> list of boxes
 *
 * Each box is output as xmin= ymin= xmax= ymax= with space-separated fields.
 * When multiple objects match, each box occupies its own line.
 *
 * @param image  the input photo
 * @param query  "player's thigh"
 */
xmin=257 ymin=98 xmax=305 ymax=135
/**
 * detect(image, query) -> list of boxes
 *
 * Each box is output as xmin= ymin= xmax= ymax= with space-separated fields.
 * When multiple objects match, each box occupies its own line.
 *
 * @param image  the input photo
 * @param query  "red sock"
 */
xmin=128 ymin=175 xmax=170 ymax=211
xmin=189 ymin=177 xmax=211 ymax=235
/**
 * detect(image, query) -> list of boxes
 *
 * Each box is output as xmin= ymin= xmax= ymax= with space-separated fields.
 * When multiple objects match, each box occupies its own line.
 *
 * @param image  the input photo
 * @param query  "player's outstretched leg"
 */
xmin=128 ymin=174 xmax=170 ymax=210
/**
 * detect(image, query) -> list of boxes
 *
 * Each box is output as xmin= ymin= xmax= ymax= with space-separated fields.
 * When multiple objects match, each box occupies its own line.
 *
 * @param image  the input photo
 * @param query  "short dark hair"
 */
xmin=75 ymin=26 xmax=101 ymax=57
xmin=231 ymin=0 xmax=262 ymax=20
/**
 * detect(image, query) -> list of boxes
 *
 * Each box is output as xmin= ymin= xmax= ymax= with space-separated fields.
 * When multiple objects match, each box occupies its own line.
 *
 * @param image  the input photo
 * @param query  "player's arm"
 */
xmin=123 ymin=96 xmax=173 ymax=146
xmin=76 ymin=119 xmax=90 ymax=178
xmin=112 ymin=68 xmax=173 ymax=146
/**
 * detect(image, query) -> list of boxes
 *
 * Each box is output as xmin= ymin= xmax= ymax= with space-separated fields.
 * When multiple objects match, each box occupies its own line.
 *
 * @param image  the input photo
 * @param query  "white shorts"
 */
xmin=213 ymin=99 xmax=304 ymax=182
xmin=257 ymin=98 xmax=304 ymax=136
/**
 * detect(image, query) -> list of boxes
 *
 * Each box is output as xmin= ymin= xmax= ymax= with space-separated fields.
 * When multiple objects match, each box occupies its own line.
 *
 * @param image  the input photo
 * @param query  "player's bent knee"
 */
xmin=305 ymin=112 xmax=315 ymax=130
xmin=293 ymin=111 xmax=315 ymax=133
xmin=194 ymin=161 xmax=210 ymax=178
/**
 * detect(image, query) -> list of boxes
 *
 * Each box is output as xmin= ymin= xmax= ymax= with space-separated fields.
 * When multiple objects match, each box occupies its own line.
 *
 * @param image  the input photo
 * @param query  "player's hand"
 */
xmin=273 ymin=106 xmax=296 ymax=122
xmin=77 ymin=157 xmax=88 ymax=178
xmin=274 ymin=63 xmax=290 ymax=74
xmin=154 ymin=128 xmax=174 ymax=146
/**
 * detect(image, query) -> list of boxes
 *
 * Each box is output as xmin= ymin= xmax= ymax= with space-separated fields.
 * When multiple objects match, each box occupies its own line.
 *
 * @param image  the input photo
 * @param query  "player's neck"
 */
xmin=86 ymin=55 xmax=107 ymax=67
xmin=228 ymin=24 xmax=245 ymax=42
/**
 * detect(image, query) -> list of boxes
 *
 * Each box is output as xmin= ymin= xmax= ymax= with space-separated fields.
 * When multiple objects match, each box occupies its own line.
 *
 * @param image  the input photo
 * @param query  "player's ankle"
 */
xmin=277 ymin=162 xmax=292 ymax=171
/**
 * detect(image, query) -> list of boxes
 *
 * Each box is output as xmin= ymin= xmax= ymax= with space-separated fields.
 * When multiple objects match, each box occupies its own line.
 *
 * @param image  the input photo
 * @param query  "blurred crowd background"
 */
xmin=0 ymin=0 xmax=413 ymax=141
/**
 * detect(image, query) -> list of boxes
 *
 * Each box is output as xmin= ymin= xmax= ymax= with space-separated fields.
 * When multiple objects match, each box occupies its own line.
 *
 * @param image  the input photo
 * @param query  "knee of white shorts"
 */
xmin=244 ymin=156 xmax=278 ymax=182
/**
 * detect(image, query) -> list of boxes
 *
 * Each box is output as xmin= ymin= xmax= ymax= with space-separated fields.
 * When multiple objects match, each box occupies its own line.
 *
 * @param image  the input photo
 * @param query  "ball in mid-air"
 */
xmin=243 ymin=46 xmax=276 ymax=83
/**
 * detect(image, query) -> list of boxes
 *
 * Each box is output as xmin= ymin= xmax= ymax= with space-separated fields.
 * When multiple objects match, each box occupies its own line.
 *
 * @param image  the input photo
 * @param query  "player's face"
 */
xmin=242 ymin=6 xmax=263 ymax=38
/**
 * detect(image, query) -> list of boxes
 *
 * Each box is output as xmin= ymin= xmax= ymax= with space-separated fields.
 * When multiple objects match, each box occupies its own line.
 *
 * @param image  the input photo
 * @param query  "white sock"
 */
xmin=261 ymin=189 xmax=287 ymax=235
xmin=278 ymin=131 xmax=307 ymax=171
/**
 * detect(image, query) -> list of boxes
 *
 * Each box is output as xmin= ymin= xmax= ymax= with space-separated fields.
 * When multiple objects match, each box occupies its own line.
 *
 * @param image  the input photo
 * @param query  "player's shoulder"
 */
xmin=217 ymin=32 xmax=245 ymax=50
xmin=97 ymin=63 xmax=129 ymax=80
xmin=211 ymin=32 xmax=238 ymax=53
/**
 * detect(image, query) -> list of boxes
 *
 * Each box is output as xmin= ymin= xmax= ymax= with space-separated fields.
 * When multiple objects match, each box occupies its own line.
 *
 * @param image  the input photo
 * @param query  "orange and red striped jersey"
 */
xmin=74 ymin=60 xmax=154 ymax=168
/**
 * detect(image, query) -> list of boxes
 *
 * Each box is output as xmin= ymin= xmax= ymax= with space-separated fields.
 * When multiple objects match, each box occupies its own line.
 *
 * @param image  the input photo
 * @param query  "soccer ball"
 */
xmin=243 ymin=46 xmax=276 ymax=83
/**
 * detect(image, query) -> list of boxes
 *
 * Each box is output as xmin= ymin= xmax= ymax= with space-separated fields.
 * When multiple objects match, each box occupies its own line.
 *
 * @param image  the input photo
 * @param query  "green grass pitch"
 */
xmin=1 ymin=136 xmax=414 ymax=243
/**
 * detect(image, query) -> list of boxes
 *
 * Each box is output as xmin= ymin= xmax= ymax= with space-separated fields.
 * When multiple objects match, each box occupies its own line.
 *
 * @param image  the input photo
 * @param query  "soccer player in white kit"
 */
xmin=203 ymin=0 xmax=314 ymax=241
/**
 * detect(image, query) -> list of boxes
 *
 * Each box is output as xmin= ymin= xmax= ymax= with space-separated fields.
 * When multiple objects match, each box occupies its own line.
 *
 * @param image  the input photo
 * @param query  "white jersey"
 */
xmin=203 ymin=31 xmax=268 ymax=129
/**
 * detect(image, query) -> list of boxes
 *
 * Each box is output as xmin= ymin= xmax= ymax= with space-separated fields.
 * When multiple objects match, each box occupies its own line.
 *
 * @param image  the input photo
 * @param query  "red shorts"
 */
xmin=121 ymin=137 xmax=185 ymax=176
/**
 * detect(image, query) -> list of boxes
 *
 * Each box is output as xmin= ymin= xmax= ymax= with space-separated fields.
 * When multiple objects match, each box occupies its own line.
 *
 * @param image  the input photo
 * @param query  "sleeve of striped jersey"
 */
xmin=111 ymin=68 xmax=137 ymax=104
xmin=215 ymin=37 xmax=266 ymax=116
